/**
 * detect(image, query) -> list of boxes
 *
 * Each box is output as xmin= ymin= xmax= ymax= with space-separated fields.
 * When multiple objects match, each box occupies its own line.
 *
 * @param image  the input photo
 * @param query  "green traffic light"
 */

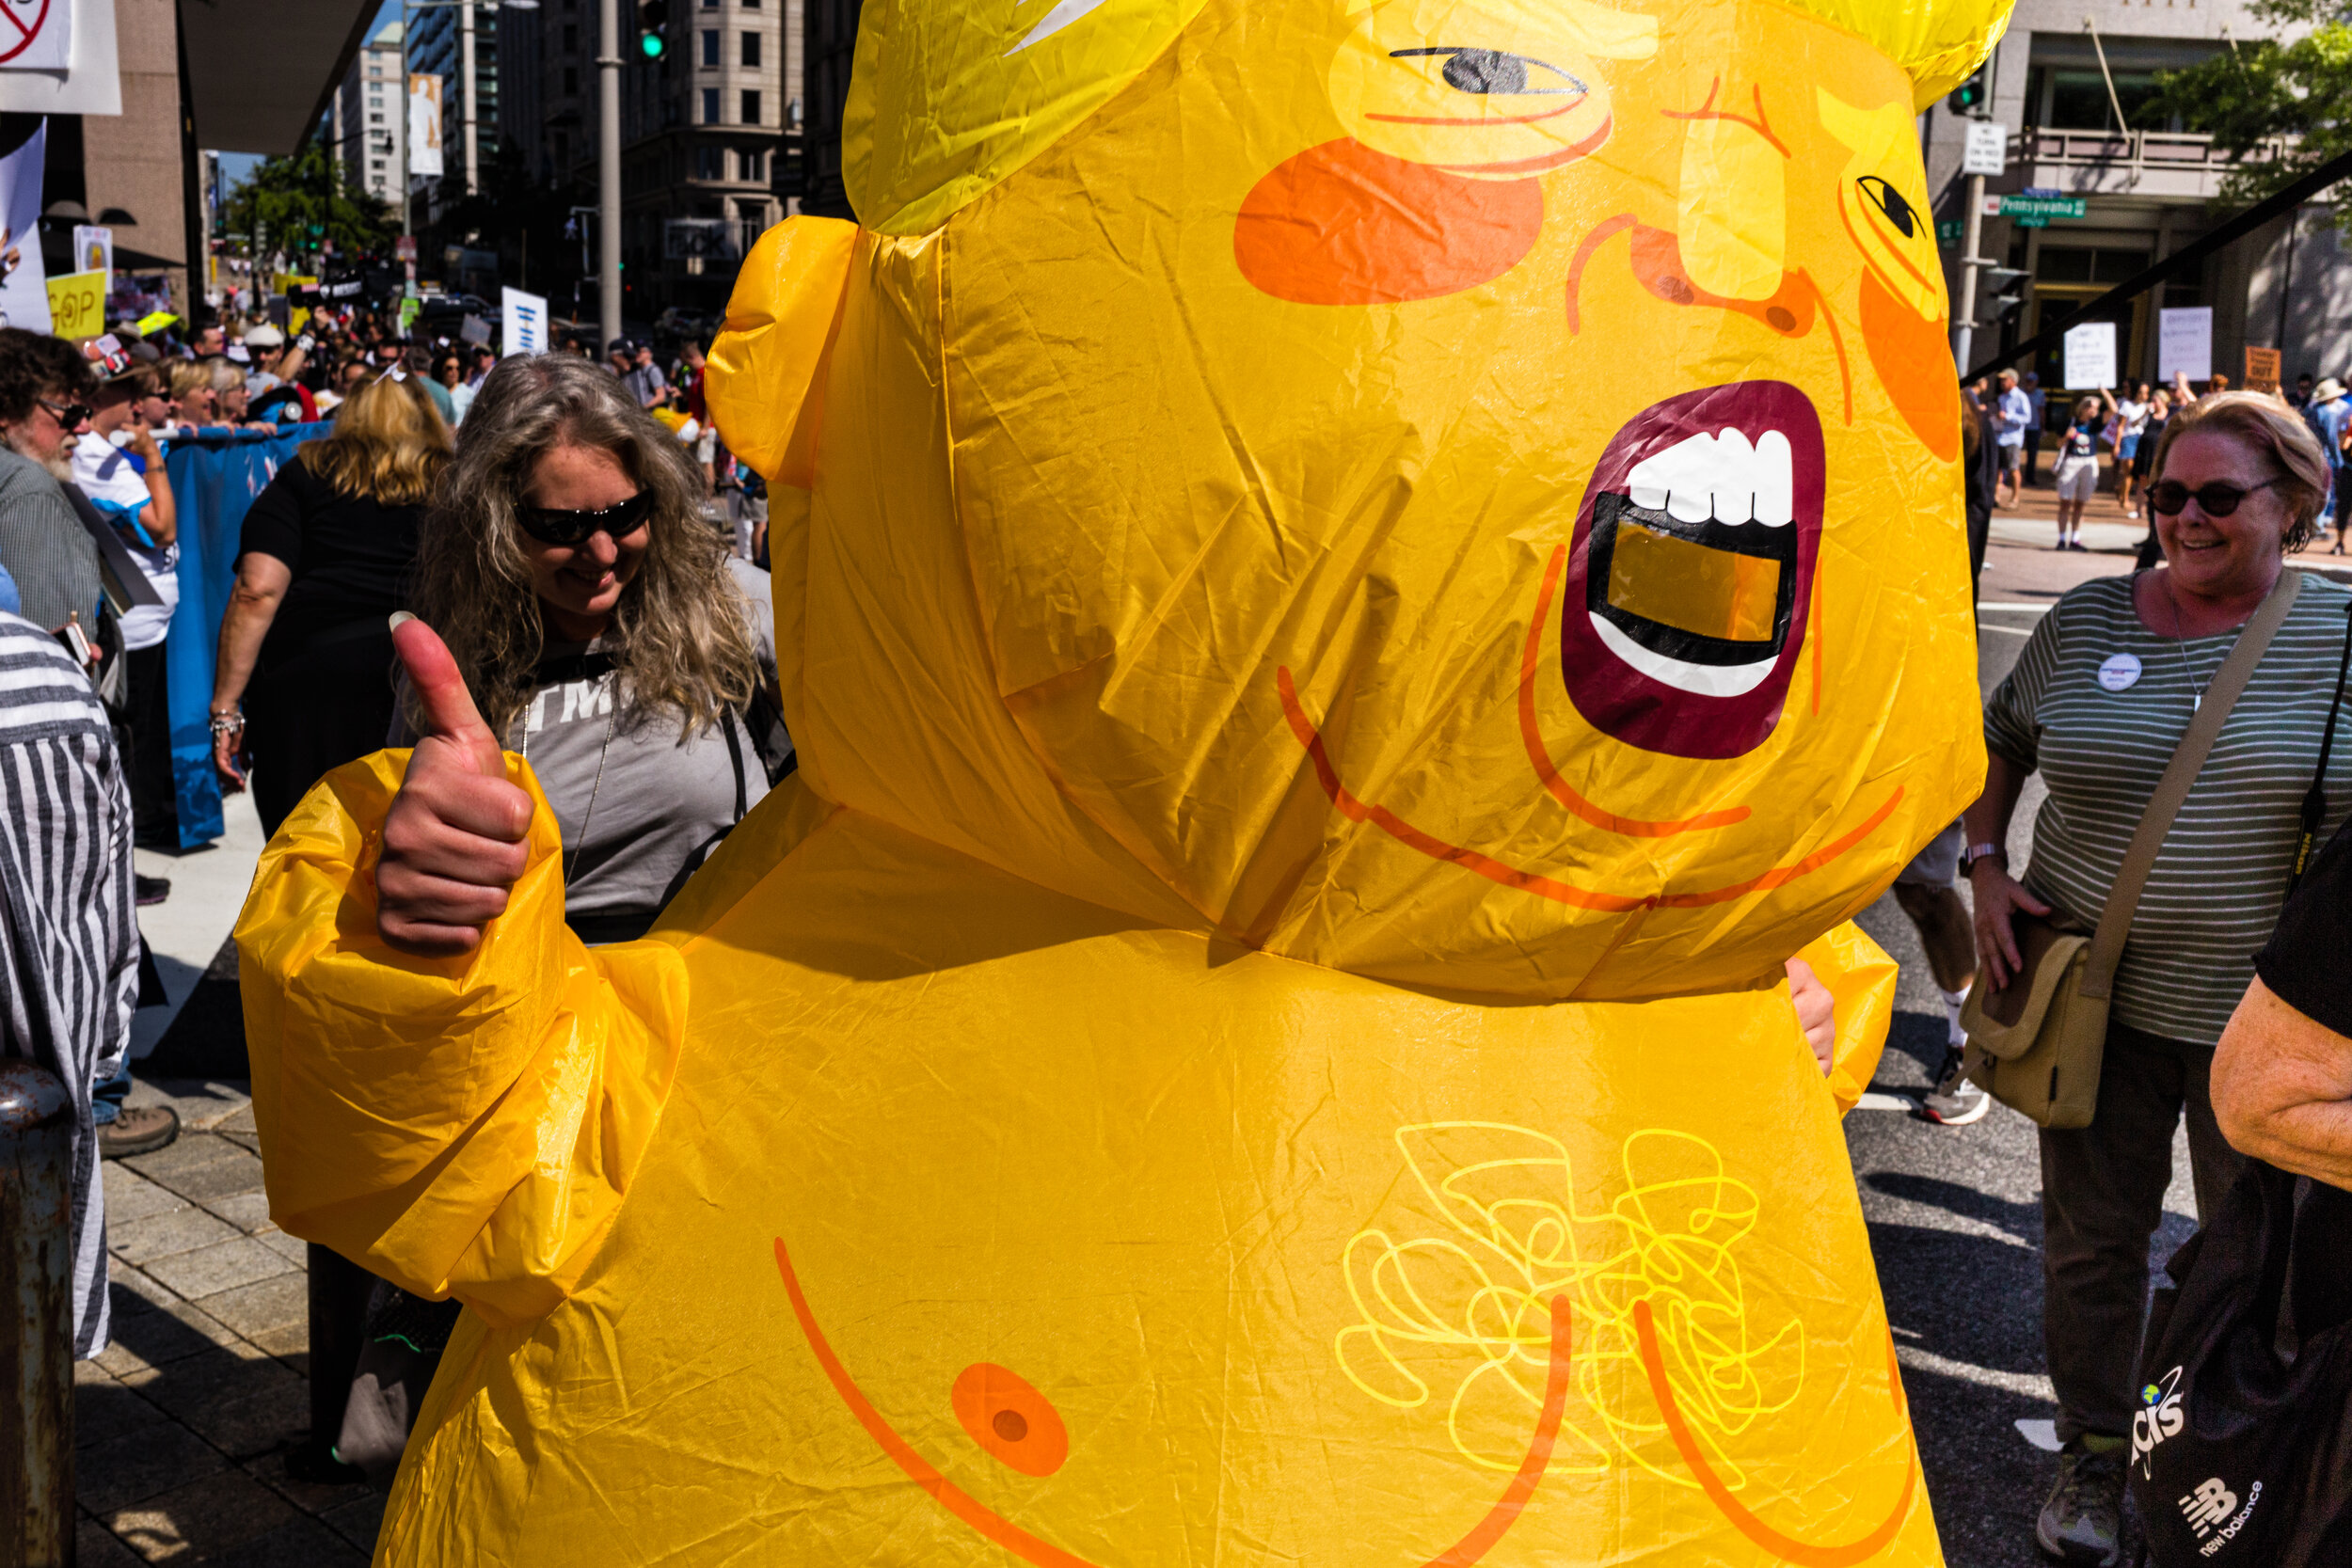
xmin=640 ymin=32 xmax=665 ymax=58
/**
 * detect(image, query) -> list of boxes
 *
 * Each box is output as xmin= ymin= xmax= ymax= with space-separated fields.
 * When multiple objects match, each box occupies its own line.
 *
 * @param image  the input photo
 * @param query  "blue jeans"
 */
xmin=92 ymin=1061 xmax=131 ymax=1126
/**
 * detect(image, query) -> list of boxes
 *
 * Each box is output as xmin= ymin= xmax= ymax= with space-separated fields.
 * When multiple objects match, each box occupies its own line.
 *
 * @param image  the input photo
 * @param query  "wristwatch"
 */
xmin=1959 ymin=841 xmax=2005 ymax=874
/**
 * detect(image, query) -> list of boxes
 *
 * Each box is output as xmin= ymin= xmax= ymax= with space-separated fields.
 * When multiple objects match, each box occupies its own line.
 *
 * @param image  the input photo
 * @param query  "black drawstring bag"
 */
xmin=2126 ymin=1164 xmax=2352 ymax=1565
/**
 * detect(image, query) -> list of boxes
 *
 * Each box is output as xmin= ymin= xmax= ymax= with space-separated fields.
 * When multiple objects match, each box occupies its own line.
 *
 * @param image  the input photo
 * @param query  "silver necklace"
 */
xmin=518 ymin=673 xmax=620 ymax=887
xmin=2158 ymin=572 xmax=2233 ymax=714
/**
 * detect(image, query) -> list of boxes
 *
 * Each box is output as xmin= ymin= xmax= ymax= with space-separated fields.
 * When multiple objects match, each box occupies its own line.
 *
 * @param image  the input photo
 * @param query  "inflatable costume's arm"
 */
xmin=235 ymin=752 xmax=688 ymax=1329
xmin=1795 ymin=920 xmax=1899 ymax=1115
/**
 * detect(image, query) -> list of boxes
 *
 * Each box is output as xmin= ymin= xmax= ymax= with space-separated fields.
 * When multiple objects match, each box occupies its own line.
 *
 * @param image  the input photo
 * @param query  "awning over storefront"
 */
xmin=180 ymin=0 xmax=378 ymax=155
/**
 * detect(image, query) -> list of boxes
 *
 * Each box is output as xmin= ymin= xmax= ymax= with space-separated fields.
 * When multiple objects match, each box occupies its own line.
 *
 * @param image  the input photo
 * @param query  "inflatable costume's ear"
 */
xmin=843 ymin=0 xmax=1211 ymax=234
xmin=706 ymin=216 xmax=859 ymax=486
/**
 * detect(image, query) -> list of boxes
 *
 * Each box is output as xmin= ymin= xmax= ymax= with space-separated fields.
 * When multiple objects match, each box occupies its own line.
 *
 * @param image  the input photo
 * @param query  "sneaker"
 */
xmin=98 ymin=1103 xmax=179 ymax=1159
xmin=135 ymin=874 xmax=170 ymax=906
xmin=1915 ymin=1046 xmax=1990 ymax=1126
xmin=2037 ymin=1436 xmax=2124 ymax=1565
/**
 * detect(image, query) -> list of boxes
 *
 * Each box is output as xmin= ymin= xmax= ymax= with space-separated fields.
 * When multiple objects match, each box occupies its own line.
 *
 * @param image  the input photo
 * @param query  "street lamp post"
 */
xmin=599 ymin=0 xmax=622 ymax=348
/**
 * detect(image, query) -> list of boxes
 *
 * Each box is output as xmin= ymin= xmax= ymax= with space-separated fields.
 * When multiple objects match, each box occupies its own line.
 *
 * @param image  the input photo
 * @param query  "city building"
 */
xmin=1928 ymin=0 xmax=2337 ymax=390
xmin=409 ymin=0 xmax=501 ymax=198
xmin=504 ymin=0 xmax=798 ymax=319
xmin=334 ymin=22 xmax=407 ymax=208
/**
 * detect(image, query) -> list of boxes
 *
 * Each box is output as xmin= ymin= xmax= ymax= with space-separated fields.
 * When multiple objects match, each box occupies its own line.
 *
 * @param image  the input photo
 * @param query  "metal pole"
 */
xmin=460 ymin=0 xmax=480 ymax=197
xmin=1 ymin=1063 xmax=74 ymax=1568
xmin=598 ymin=0 xmax=623 ymax=349
xmin=1953 ymin=169 xmax=1986 ymax=374
xmin=402 ymin=7 xmax=418 ymax=298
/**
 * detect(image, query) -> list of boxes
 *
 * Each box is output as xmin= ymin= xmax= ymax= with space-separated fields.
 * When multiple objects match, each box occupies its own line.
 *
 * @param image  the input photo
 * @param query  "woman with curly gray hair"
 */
xmin=402 ymin=351 xmax=790 ymax=947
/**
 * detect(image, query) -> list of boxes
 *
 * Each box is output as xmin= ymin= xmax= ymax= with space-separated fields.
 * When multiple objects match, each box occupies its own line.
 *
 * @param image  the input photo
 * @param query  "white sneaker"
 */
xmin=1915 ymin=1046 xmax=1990 ymax=1126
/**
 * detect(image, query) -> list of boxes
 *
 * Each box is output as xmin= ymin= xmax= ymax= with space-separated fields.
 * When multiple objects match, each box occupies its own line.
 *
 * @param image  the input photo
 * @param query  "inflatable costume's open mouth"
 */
xmin=1561 ymin=382 xmax=1824 ymax=760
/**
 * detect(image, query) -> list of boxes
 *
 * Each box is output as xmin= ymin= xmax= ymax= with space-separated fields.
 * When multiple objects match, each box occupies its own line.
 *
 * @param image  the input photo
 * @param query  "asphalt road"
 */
xmin=1844 ymin=538 xmax=2201 ymax=1568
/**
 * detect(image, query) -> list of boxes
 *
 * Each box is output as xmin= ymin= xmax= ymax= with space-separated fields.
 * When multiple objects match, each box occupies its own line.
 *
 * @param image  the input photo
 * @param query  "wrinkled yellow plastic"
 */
xmin=241 ymin=0 xmax=2008 ymax=1560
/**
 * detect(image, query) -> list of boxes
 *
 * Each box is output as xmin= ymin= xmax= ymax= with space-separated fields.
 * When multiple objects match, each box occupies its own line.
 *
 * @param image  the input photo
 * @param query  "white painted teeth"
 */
xmin=1625 ymin=427 xmax=1795 ymax=528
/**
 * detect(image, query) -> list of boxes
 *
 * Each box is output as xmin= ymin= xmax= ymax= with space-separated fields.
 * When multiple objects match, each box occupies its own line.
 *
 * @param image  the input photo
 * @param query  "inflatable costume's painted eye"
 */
xmin=1855 ymin=176 xmax=1915 ymax=239
xmin=1390 ymin=47 xmax=1587 ymax=98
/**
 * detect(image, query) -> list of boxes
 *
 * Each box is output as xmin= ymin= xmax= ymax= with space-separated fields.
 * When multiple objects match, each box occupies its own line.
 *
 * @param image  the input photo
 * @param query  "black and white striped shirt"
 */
xmin=1986 ymin=571 xmax=2352 ymax=1047
xmin=0 ymin=610 xmax=135 ymax=1355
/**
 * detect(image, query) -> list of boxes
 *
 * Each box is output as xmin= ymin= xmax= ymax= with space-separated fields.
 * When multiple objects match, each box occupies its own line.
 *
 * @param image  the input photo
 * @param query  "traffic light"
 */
xmin=638 ymin=0 xmax=669 ymax=59
xmin=1978 ymin=264 xmax=2029 ymax=325
xmin=1947 ymin=63 xmax=1990 ymax=115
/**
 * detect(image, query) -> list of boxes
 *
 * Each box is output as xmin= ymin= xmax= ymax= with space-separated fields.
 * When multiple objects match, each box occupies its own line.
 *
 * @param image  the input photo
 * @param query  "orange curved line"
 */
xmin=1563 ymin=214 xmax=1641 ymax=335
xmin=1368 ymin=98 xmax=1585 ymax=128
xmin=1633 ymin=1300 xmax=1915 ymax=1567
xmin=1661 ymin=82 xmax=1791 ymax=158
xmin=1425 ymin=1294 xmax=1575 ymax=1567
xmin=1277 ymin=667 xmax=1901 ymax=912
xmin=775 ymin=1239 xmax=1104 ymax=1568
xmin=1427 ymin=115 xmax=1613 ymax=175
xmin=775 ymin=1242 xmax=1575 ymax=1568
xmin=1518 ymin=544 xmax=1752 ymax=838
xmin=1797 ymin=269 xmax=1855 ymax=427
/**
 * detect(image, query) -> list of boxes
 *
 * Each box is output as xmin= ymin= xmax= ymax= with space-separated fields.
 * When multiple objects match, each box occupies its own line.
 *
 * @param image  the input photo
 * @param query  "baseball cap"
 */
xmin=245 ymin=324 xmax=286 ymax=348
xmin=608 ymin=337 xmax=634 ymax=356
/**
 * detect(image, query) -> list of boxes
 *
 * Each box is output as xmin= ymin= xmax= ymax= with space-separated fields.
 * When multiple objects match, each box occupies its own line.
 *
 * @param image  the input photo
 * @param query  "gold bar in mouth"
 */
xmin=1607 ymin=523 xmax=1782 ymax=643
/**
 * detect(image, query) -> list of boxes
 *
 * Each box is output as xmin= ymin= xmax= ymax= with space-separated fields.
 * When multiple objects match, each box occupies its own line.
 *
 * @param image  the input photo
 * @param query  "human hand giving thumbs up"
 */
xmin=377 ymin=614 xmax=537 ymax=957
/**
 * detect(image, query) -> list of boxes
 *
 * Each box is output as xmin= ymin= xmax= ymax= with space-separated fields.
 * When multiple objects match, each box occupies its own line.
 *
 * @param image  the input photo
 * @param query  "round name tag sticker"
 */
xmin=2099 ymin=652 xmax=2144 ymax=692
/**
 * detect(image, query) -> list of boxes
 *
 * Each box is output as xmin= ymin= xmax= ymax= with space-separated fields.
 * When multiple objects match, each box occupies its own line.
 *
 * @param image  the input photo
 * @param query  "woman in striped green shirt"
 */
xmin=1965 ymin=392 xmax=2352 ymax=1567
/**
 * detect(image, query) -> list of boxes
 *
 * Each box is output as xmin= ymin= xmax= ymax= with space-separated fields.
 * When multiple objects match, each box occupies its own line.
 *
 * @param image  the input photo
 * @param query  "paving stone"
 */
xmin=103 ymin=1165 xmax=188 ymax=1226
xmin=216 ymin=1130 xmax=262 ymax=1155
xmin=248 ymin=1320 xmax=309 ymax=1360
xmin=213 ymin=1103 xmax=257 ymax=1136
xmin=77 ymin=1516 xmax=147 ymax=1568
xmin=106 ymin=1468 xmax=294 ymax=1562
xmin=177 ymin=1379 xmax=310 ymax=1463
xmin=77 ymin=1422 xmax=228 ymax=1515
xmin=250 ymin=1455 xmax=374 ymax=1519
xmin=198 ymin=1513 xmax=369 ymax=1566
xmin=125 ymin=1344 xmax=300 ymax=1433
xmin=106 ymin=1262 xmax=180 ymax=1314
xmin=135 ymin=1082 xmax=254 ymax=1136
xmin=103 ymin=1289 xmax=243 ymax=1371
xmin=76 ymin=1376 xmax=173 ymax=1451
xmin=140 ymin=1237 xmax=294 ymax=1302
xmin=256 ymin=1229 xmax=307 ymax=1265
xmin=120 ymin=1132 xmax=245 ymax=1188
xmin=150 ymin=1148 xmax=266 ymax=1205
xmin=195 ymin=1272 xmax=307 ymax=1344
xmin=108 ymin=1206 xmax=238 ymax=1268
xmin=195 ymin=1190 xmax=275 ymax=1234
xmin=322 ymin=1492 xmax=389 ymax=1556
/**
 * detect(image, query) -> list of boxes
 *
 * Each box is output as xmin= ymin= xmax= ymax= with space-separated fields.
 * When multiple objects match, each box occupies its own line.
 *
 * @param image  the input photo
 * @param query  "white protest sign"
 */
xmin=501 ymin=286 xmax=547 ymax=356
xmin=1963 ymin=121 xmax=2009 ymax=177
xmin=2062 ymin=320 xmax=2117 ymax=390
xmin=2158 ymin=307 xmax=2213 ymax=383
xmin=0 ymin=0 xmax=72 ymax=72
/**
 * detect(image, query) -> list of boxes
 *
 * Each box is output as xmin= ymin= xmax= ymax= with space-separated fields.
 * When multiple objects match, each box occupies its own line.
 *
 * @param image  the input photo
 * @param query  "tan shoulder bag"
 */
xmin=1960 ymin=568 xmax=2303 ymax=1129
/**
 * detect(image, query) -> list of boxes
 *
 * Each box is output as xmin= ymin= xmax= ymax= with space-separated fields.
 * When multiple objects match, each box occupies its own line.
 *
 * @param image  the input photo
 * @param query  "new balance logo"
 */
xmin=2181 ymin=1478 xmax=2237 ymax=1536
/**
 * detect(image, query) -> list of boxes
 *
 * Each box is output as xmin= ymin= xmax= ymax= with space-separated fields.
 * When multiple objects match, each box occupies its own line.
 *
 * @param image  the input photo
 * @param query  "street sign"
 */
xmin=1936 ymin=218 xmax=1964 ymax=248
xmin=1962 ymin=120 xmax=2009 ymax=177
xmin=394 ymin=235 xmax=417 ymax=262
xmin=1999 ymin=194 xmax=2086 ymax=224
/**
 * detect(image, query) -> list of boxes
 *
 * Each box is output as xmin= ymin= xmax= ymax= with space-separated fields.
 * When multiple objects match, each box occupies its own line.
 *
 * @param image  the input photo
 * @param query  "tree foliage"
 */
xmin=2140 ymin=0 xmax=2352 ymax=230
xmin=218 ymin=140 xmax=401 ymax=262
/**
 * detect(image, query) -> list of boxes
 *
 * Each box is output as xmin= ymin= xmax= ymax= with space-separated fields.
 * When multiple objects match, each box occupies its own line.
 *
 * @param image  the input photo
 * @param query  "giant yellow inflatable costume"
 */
xmin=240 ymin=0 xmax=2010 ymax=1559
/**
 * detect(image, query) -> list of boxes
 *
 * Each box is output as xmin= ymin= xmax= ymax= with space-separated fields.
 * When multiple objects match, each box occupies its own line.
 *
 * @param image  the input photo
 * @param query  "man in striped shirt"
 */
xmin=0 ymin=610 xmax=146 ymax=1355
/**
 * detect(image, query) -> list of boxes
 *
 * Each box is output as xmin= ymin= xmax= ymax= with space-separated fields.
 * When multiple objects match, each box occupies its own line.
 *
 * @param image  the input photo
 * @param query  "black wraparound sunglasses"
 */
xmin=2146 ymin=477 xmax=2284 ymax=518
xmin=516 ymin=489 xmax=654 ymax=546
xmin=38 ymin=397 xmax=92 ymax=429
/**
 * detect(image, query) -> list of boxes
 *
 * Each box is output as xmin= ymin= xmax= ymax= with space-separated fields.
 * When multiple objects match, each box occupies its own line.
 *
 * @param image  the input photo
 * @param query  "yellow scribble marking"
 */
xmin=1337 ymin=1123 xmax=1803 ymax=1490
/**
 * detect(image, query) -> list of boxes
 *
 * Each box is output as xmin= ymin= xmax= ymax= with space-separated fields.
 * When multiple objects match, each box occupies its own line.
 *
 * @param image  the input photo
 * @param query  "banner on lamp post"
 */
xmin=0 ymin=120 xmax=49 ymax=332
xmin=408 ymin=73 xmax=444 ymax=180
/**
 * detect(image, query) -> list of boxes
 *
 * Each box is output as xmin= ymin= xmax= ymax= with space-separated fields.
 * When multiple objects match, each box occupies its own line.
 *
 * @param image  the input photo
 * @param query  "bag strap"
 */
xmin=2289 ymin=599 xmax=2352 ymax=892
xmin=2081 ymin=567 xmax=2304 ymax=1001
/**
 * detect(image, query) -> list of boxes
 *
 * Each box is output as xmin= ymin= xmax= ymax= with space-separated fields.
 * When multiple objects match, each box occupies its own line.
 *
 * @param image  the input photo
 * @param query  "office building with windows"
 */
xmin=333 ymin=21 xmax=406 ymax=206
xmin=409 ymin=0 xmax=501 ymax=198
xmin=1927 ymin=0 xmax=2342 ymax=390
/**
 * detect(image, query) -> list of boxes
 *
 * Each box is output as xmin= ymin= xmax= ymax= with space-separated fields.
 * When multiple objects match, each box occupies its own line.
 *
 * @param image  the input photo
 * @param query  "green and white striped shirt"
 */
xmin=1985 ymin=570 xmax=2352 ymax=1047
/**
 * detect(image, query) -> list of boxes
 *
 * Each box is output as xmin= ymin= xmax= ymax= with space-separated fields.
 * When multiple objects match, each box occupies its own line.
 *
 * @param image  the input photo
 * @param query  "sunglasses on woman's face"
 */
xmin=516 ymin=489 xmax=654 ymax=546
xmin=2147 ymin=476 xmax=2284 ymax=518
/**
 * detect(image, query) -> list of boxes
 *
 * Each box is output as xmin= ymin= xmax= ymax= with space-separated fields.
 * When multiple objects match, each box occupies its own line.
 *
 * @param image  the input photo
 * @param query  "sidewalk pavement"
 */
xmin=74 ymin=791 xmax=383 ymax=1564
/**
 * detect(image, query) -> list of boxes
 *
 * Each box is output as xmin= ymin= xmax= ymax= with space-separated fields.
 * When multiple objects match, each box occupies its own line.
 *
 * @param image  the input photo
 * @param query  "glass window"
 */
xmin=564 ymin=66 xmax=579 ymax=94
xmin=740 ymin=30 xmax=759 ymax=67
xmin=563 ymin=23 xmax=577 ymax=49
xmin=740 ymin=148 xmax=764 ymax=181
xmin=741 ymin=88 xmax=760 ymax=123
xmin=698 ymin=146 xmax=723 ymax=180
xmin=2025 ymin=64 xmax=2177 ymax=132
xmin=703 ymin=87 xmax=721 ymax=122
xmin=702 ymin=28 xmax=719 ymax=66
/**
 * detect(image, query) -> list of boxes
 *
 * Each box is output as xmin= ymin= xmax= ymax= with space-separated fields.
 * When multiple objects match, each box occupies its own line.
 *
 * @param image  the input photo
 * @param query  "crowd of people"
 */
xmin=8 ymin=295 xmax=2352 ymax=1565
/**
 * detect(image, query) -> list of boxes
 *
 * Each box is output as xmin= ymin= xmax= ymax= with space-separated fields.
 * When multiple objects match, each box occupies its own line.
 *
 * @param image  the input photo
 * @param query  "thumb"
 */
xmin=390 ymin=613 xmax=503 ymax=776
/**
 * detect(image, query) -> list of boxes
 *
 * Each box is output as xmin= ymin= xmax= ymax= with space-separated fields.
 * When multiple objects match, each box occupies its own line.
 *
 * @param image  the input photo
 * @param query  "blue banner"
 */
xmin=163 ymin=423 xmax=332 ymax=848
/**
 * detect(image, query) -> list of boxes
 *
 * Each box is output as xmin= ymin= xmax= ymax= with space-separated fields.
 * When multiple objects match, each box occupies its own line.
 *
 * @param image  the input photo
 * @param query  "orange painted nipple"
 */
xmin=951 ymin=1363 xmax=1070 ymax=1478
